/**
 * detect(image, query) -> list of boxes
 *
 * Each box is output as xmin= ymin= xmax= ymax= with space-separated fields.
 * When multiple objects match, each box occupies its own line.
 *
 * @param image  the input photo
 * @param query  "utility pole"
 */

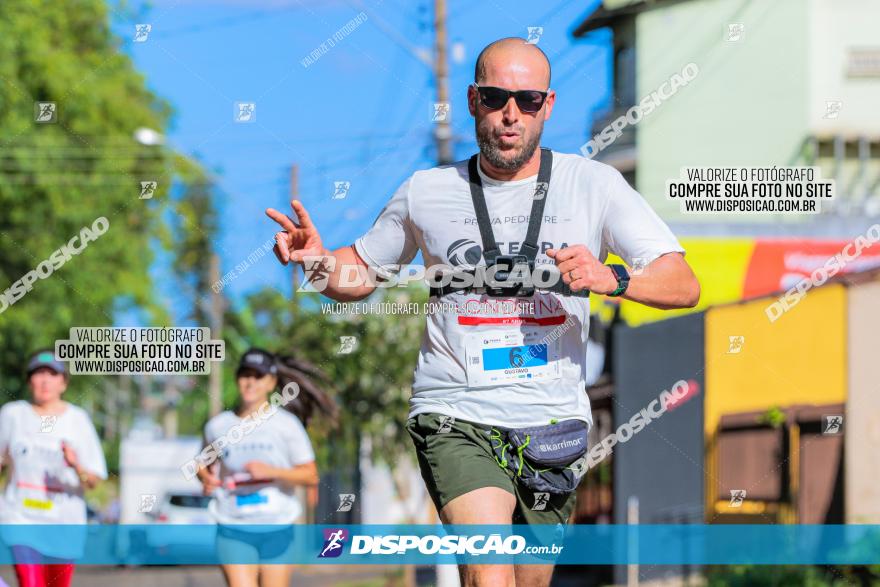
xmin=208 ymin=253 xmax=223 ymax=417
xmin=433 ymin=17 xmax=456 ymax=587
xmin=433 ymin=0 xmax=453 ymax=165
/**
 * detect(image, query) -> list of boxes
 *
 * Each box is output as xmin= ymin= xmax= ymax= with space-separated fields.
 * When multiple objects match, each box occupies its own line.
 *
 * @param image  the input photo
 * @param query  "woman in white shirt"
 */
xmin=196 ymin=347 xmax=336 ymax=587
xmin=0 ymin=350 xmax=107 ymax=587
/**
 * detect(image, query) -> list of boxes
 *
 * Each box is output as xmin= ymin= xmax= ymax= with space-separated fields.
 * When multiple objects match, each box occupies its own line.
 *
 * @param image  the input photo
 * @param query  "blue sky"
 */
xmin=117 ymin=0 xmax=610 ymax=307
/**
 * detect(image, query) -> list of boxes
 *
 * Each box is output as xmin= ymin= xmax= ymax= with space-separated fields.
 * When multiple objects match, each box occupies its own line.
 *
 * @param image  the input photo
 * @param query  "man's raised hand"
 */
xmin=265 ymin=200 xmax=324 ymax=265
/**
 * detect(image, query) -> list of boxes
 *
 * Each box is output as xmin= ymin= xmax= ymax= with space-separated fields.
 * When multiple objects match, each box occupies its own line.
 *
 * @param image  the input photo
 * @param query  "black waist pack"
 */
xmin=490 ymin=419 xmax=590 ymax=495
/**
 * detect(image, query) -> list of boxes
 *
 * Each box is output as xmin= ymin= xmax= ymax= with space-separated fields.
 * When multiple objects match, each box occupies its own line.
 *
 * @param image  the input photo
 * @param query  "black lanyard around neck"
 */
xmin=467 ymin=147 xmax=552 ymax=264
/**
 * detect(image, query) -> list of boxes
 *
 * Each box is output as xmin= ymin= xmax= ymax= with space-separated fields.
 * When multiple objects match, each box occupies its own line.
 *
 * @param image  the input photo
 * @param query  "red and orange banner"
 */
xmin=600 ymin=237 xmax=880 ymax=326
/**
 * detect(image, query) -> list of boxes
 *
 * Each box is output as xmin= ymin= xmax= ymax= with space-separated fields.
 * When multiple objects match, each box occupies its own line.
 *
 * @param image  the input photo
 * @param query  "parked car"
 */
xmin=149 ymin=492 xmax=213 ymax=524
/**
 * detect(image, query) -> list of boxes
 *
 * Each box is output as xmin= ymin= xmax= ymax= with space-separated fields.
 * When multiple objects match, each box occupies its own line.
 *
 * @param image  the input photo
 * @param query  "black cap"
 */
xmin=237 ymin=348 xmax=277 ymax=377
xmin=27 ymin=349 xmax=67 ymax=377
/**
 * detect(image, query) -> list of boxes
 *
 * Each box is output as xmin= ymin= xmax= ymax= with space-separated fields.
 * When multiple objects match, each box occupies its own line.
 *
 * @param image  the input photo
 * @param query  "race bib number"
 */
xmin=235 ymin=492 xmax=269 ymax=507
xmin=22 ymin=497 xmax=53 ymax=511
xmin=219 ymin=486 xmax=283 ymax=519
xmin=17 ymin=485 xmax=61 ymax=520
xmin=464 ymin=329 xmax=561 ymax=387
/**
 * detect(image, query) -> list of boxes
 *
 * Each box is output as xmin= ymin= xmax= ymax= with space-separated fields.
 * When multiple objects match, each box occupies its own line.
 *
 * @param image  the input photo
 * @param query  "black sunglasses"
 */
xmin=473 ymin=83 xmax=549 ymax=113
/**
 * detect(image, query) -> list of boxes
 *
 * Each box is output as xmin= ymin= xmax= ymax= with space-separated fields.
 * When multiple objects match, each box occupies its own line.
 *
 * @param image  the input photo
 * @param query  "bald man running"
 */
xmin=268 ymin=38 xmax=700 ymax=587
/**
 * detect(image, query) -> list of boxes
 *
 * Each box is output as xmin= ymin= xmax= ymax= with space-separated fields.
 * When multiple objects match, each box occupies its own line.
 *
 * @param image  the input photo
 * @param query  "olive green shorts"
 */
xmin=405 ymin=412 xmax=577 ymax=526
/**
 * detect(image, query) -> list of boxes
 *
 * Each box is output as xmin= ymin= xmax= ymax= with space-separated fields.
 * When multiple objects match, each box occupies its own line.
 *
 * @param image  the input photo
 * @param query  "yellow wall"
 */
xmin=603 ymin=238 xmax=755 ymax=327
xmin=704 ymin=284 xmax=847 ymax=435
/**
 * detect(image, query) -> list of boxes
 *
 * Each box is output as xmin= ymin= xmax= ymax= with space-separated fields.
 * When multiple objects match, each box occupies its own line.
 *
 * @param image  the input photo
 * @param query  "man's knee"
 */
xmin=514 ymin=563 xmax=555 ymax=587
xmin=460 ymin=563 xmax=514 ymax=587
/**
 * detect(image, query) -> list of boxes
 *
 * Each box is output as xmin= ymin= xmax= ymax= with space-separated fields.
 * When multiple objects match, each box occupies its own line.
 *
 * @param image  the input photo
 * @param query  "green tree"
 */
xmin=168 ymin=177 xmax=222 ymax=326
xmin=0 ymin=0 xmax=213 ymax=481
xmin=0 ymin=0 xmax=205 ymax=399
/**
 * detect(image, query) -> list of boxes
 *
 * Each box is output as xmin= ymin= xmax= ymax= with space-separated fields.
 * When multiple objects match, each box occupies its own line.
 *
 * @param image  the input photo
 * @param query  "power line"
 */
xmin=350 ymin=0 xmax=432 ymax=69
xmin=143 ymin=8 xmax=302 ymax=40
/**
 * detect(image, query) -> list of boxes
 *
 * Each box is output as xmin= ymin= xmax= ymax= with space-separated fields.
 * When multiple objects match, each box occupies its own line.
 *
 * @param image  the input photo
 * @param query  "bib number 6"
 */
xmin=509 ymin=347 xmax=527 ymax=368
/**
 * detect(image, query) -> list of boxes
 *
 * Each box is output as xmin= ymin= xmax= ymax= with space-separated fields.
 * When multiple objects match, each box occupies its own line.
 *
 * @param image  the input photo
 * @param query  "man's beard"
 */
xmin=475 ymin=117 xmax=543 ymax=171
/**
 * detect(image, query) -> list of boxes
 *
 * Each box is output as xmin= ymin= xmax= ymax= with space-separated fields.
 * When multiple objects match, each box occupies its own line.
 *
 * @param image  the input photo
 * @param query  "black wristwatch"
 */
xmin=607 ymin=264 xmax=630 ymax=297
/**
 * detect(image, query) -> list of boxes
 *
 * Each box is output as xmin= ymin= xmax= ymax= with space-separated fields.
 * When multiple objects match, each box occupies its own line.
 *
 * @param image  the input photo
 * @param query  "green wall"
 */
xmin=635 ymin=0 xmax=810 ymax=223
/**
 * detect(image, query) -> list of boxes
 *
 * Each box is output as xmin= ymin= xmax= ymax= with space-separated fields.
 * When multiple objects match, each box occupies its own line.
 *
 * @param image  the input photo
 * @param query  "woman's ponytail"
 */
xmin=272 ymin=353 xmax=338 ymax=428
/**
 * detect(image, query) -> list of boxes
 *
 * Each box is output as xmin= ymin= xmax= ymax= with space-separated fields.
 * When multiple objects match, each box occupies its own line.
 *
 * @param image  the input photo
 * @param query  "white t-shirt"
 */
xmin=204 ymin=407 xmax=314 ymax=526
xmin=354 ymin=150 xmax=686 ymax=429
xmin=0 ymin=400 xmax=107 ymax=524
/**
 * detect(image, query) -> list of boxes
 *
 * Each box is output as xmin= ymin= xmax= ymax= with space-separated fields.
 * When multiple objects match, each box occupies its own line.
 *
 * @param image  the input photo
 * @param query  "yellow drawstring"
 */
xmin=490 ymin=428 xmax=510 ymax=468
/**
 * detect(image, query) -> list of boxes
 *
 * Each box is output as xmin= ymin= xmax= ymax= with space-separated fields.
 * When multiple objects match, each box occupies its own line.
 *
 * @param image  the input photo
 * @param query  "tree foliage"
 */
xmin=0 ymin=0 xmax=204 ymax=398
xmin=0 ymin=0 xmax=424 ymax=480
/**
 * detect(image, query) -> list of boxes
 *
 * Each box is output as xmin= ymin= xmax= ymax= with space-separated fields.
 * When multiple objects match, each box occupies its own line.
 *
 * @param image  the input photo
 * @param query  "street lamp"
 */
xmin=133 ymin=127 xmax=164 ymax=146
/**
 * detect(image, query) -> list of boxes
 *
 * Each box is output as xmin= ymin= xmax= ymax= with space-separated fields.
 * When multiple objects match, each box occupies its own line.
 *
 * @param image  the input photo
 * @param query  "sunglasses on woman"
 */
xmin=472 ymin=83 xmax=549 ymax=113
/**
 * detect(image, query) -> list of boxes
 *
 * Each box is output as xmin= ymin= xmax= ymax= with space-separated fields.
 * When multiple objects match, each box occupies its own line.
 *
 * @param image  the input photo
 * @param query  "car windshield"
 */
xmin=168 ymin=494 xmax=211 ymax=508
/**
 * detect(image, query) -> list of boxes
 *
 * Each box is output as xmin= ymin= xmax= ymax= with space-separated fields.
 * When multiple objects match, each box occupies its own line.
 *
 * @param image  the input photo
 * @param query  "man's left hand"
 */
xmin=546 ymin=245 xmax=617 ymax=295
